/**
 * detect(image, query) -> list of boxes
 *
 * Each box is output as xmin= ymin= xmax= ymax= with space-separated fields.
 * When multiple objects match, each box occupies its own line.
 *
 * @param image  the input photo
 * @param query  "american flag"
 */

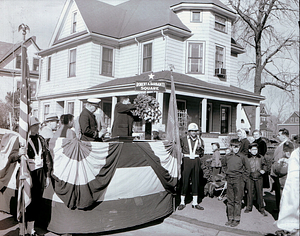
xmin=166 ymin=72 xmax=181 ymax=178
xmin=17 ymin=45 xmax=32 ymax=221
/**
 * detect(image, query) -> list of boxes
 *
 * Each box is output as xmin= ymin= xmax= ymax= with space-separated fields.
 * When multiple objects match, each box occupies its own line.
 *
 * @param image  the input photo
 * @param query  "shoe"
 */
xmin=225 ymin=220 xmax=233 ymax=226
xmin=260 ymin=210 xmax=268 ymax=216
xmin=192 ymin=204 xmax=204 ymax=210
xmin=230 ymin=220 xmax=240 ymax=227
xmin=177 ymin=204 xmax=186 ymax=210
xmin=244 ymin=209 xmax=252 ymax=213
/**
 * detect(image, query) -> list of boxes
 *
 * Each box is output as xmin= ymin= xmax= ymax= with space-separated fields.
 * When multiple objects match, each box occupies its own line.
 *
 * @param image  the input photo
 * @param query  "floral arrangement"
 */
xmin=132 ymin=94 xmax=162 ymax=123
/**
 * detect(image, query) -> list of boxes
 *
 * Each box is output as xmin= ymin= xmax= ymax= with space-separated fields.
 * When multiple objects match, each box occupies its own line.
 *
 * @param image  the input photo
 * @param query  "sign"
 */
xmin=135 ymin=81 xmax=166 ymax=92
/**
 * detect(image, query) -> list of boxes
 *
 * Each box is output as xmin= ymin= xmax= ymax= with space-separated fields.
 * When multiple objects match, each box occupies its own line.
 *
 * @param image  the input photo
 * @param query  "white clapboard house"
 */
xmin=35 ymin=0 xmax=263 ymax=149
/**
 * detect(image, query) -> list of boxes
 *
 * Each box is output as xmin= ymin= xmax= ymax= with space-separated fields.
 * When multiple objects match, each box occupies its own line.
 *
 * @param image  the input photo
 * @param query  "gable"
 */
xmin=56 ymin=1 xmax=88 ymax=43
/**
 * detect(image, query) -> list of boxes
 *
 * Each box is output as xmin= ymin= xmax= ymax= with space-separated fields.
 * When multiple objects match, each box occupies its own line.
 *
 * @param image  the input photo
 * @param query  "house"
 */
xmin=35 ymin=0 xmax=264 ymax=150
xmin=0 ymin=36 xmax=41 ymax=127
xmin=278 ymin=111 xmax=300 ymax=139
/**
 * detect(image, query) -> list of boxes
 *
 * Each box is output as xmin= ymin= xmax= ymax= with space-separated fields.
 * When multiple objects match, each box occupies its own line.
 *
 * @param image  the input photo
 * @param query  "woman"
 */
xmin=237 ymin=129 xmax=250 ymax=156
xmin=54 ymin=114 xmax=76 ymax=139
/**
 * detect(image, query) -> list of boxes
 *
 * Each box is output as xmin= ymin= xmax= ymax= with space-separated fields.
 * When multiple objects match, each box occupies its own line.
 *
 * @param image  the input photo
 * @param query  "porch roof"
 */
xmin=90 ymin=71 xmax=264 ymax=103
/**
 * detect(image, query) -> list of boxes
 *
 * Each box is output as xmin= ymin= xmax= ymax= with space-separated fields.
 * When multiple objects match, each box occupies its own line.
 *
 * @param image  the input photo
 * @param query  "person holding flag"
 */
xmin=18 ymin=116 xmax=52 ymax=236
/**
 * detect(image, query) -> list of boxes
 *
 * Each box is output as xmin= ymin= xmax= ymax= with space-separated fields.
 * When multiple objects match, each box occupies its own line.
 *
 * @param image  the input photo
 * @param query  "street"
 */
xmin=0 ymin=188 xmax=280 ymax=236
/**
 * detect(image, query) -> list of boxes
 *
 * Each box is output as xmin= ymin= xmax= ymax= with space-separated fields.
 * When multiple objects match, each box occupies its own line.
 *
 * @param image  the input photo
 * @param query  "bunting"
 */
xmin=166 ymin=72 xmax=182 ymax=178
xmin=17 ymin=45 xmax=32 ymax=221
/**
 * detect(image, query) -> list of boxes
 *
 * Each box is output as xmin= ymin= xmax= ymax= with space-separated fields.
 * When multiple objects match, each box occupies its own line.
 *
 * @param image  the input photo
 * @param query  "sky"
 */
xmin=0 ymin=0 xmax=298 ymax=120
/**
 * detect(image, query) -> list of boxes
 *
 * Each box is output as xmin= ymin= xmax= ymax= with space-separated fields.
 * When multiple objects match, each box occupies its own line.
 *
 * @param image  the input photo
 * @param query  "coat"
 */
xmin=111 ymin=102 xmax=136 ymax=137
xmin=79 ymin=108 xmax=98 ymax=141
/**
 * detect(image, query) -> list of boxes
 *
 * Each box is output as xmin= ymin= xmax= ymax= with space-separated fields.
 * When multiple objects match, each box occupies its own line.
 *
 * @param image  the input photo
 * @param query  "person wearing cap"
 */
xmin=222 ymin=139 xmax=250 ymax=227
xmin=40 ymin=113 xmax=59 ymax=144
xmin=79 ymin=98 xmax=106 ymax=141
xmin=22 ymin=116 xmax=52 ymax=235
xmin=152 ymin=128 xmax=161 ymax=140
xmin=206 ymin=142 xmax=222 ymax=182
xmin=244 ymin=142 xmax=268 ymax=216
xmin=178 ymin=123 xmax=205 ymax=211
xmin=111 ymin=96 xmax=137 ymax=137
xmin=270 ymin=128 xmax=294 ymax=212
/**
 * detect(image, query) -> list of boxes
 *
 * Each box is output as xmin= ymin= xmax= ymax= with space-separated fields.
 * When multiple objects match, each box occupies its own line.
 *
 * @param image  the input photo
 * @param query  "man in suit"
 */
xmin=111 ymin=96 xmax=136 ymax=137
xmin=79 ymin=98 xmax=106 ymax=141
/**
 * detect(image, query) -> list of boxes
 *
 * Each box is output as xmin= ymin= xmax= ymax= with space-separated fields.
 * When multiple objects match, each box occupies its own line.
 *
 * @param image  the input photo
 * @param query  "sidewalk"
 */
xmin=0 ymin=190 xmax=279 ymax=236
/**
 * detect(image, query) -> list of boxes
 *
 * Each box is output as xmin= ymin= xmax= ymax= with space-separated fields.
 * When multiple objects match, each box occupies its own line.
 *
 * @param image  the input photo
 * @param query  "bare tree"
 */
xmin=228 ymin=0 xmax=299 ymax=95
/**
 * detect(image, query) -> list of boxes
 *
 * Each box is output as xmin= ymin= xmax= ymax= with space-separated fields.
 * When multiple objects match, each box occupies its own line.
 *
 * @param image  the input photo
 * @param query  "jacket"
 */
xmin=247 ymin=153 xmax=267 ymax=179
xmin=79 ymin=108 xmax=99 ymax=141
xmin=253 ymin=137 xmax=267 ymax=156
xmin=222 ymin=152 xmax=250 ymax=180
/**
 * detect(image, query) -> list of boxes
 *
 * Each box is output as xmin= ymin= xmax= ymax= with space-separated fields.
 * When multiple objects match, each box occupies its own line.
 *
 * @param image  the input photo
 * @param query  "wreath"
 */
xmin=132 ymin=94 xmax=162 ymax=123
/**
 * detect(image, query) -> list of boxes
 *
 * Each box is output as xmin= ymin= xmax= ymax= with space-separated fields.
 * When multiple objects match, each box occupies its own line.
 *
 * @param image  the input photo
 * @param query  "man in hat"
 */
xmin=79 ymin=98 xmax=106 ymax=141
xmin=178 ymin=123 xmax=205 ymax=211
xmin=40 ymin=113 xmax=59 ymax=144
xmin=21 ymin=116 xmax=52 ymax=235
xmin=111 ymin=96 xmax=136 ymax=137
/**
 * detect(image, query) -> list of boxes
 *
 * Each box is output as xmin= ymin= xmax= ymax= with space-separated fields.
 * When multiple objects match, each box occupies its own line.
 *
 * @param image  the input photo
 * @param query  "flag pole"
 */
xmin=18 ymin=23 xmax=30 ymax=236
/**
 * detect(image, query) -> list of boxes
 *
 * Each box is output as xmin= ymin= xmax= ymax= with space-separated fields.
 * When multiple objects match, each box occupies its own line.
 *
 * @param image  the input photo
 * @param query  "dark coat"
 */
xmin=111 ymin=102 xmax=136 ymax=137
xmin=253 ymin=137 xmax=267 ymax=156
xmin=79 ymin=108 xmax=98 ymax=141
xmin=239 ymin=138 xmax=250 ymax=156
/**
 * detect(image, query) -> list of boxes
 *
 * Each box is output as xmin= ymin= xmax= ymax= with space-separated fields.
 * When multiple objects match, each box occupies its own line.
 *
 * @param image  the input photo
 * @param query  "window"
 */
xmin=290 ymin=117 xmax=294 ymax=123
xmin=215 ymin=15 xmax=226 ymax=32
xmin=44 ymin=104 xmax=50 ymax=120
xmin=47 ymin=56 xmax=51 ymax=81
xmin=215 ymin=46 xmax=224 ymax=69
xmin=191 ymin=11 xmax=201 ymax=22
xmin=221 ymin=105 xmax=231 ymax=134
xmin=143 ymin=43 xmax=152 ymax=72
xmin=16 ymin=55 xmax=21 ymax=69
xmin=101 ymin=47 xmax=113 ymax=76
xmin=33 ymin=57 xmax=39 ymax=71
xmin=69 ymin=49 xmax=76 ymax=77
xmin=72 ymin=12 xmax=77 ymax=33
xmin=67 ymin=101 xmax=74 ymax=115
xmin=295 ymin=117 xmax=299 ymax=122
xmin=188 ymin=42 xmax=204 ymax=74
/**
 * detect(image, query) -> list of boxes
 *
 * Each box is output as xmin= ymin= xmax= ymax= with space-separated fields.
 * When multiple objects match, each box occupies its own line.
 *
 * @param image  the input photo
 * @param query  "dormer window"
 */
xmin=215 ymin=15 xmax=226 ymax=32
xmin=191 ymin=11 xmax=201 ymax=22
xmin=72 ymin=12 xmax=77 ymax=33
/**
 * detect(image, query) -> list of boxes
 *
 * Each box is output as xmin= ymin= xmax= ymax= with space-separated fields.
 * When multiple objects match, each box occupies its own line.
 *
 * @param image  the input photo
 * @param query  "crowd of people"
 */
xmin=2 ymin=97 xmax=299 ymax=236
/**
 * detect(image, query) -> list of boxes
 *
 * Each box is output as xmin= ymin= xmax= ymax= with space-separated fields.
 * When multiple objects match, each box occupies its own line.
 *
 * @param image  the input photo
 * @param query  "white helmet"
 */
xmin=188 ymin=123 xmax=198 ymax=131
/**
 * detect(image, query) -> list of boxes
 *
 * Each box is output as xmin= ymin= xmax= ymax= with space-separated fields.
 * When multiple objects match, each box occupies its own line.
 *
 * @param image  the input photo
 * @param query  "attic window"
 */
xmin=33 ymin=57 xmax=39 ymax=71
xmin=72 ymin=12 xmax=77 ymax=33
xmin=215 ymin=15 xmax=226 ymax=32
xmin=191 ymin=11 xmax=201 ymax=22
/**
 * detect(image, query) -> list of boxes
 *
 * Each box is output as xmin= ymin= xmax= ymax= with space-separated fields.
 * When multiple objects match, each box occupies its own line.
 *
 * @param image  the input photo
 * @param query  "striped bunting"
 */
xmin=48 ymin=138 xmax=177 ymax=210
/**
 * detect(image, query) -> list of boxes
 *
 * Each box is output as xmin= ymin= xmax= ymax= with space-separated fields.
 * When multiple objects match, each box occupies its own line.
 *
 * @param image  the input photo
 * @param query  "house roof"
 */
xmin=90 ymin=71 xmax=264 ymax=102
xmin=75 ymin=0 xmax=192 ymax=39
xmin=0 ymin=36 xmax=40 ymax=67
xmin=0 ymin=42 xmax=14 ymax=61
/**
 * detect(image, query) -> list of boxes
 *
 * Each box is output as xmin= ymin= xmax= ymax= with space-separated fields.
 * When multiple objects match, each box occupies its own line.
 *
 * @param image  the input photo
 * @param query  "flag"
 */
xmin=165 ymin=72 xmax=182 ymax=178
xmin=17 ymin=45 xmax=32 ymax=221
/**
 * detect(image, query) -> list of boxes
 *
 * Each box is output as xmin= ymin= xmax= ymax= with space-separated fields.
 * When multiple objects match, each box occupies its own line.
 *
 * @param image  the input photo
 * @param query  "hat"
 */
xmin=87 ymin=98 xmax=101 ymax=107
xmin=230 ymin=138 xmax=240 ymax=147
xmin=188 ymin=123 xmax=198 ymax=131
xmin=249 ymin=143 xmax=258 ymax=149
xmin=30 ymin=116 xmax=40 ymax=127
xmin=211 ymin=142 xmax=220 ymax=148
xmin=45 ymin=113 xmax=59 ymax=122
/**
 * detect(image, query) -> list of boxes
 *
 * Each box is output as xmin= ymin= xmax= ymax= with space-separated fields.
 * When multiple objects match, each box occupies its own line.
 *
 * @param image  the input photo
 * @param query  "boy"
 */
xmin=245 ymin=143 xmax=268 ymax=216
xmin=222 ymin=140 xmax=250 ymax=227
xmin=206 ymin=142 xmax=222 ymax=182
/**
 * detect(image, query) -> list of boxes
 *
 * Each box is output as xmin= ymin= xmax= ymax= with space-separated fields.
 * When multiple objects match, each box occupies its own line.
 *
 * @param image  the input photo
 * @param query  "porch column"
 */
xmin=156 ymin=92 xmax=164 ymax=126
xmin=111 ymin=96 xmax=117 ymax=130
xmin=255 ymin=105 xmax=260 ymax=130
xmin=236 ymin=103 xmax=242 ymax=131
xmin=201 ymin=98 xmax=207 ymax=133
